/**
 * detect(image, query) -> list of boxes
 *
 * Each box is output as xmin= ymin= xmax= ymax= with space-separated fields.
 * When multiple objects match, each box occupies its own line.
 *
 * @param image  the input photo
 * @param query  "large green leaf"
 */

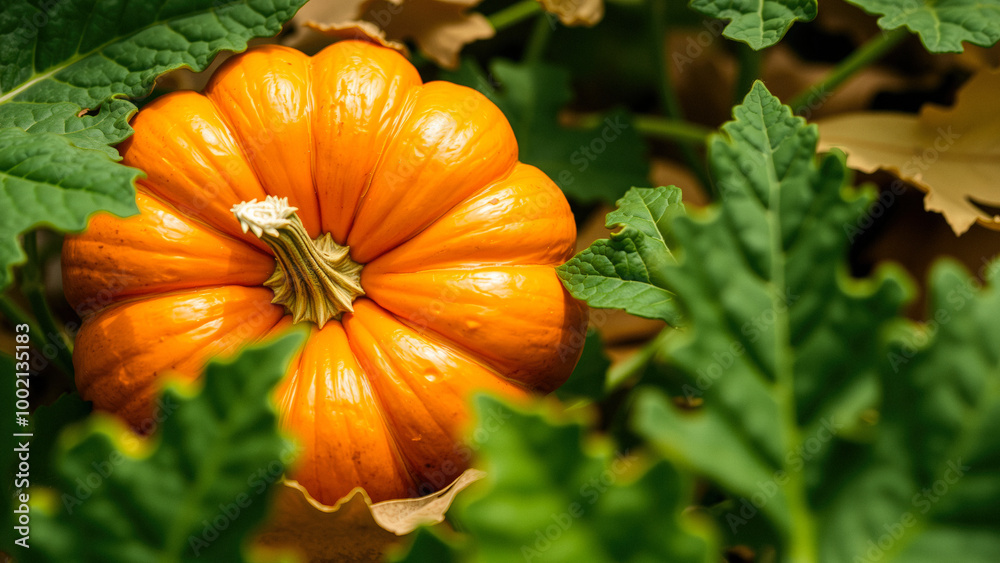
xmin=0 ymin=0 xmax=306 ymax=289
xmin=688 ymin=0 xmax=818 ymax=50
xmin=0 ymin=129 xmax=141 ymax=288
xmin=557 ymin=186 xmax=685 ymax=325
xmin=632 ymin=82 xmax=1000 ymax=561
xmin=443 ymin=59 xmax=649 ymax=204
xmin=845 ymin=0 xmax=1000 ymax=53
xmin=21 ymin=332 xmax=305 ymax=563
xmin=399 ymin=395 xmax=714 ymax=562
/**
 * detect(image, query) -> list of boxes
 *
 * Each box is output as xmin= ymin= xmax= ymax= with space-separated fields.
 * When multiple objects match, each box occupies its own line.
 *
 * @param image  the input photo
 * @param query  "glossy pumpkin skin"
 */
xmin=62 ymin=41 xmax=587 ymax=504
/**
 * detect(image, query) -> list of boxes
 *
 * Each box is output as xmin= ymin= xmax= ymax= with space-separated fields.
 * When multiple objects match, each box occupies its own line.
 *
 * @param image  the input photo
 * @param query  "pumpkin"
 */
xmin=61 ymin=41 xmax=588 ymax=505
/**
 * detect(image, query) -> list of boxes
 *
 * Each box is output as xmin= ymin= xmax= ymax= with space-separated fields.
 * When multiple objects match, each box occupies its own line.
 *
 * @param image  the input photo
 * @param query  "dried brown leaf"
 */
xmin=289 ymin=0 xmax=492 ymax=68
xmin=255 ymin=470 xmax=484 ymax=562
xmin=817 ymin=69 xmax=1000 ymax=235
xmin=540 ymin=0 xmax=604 ymax=26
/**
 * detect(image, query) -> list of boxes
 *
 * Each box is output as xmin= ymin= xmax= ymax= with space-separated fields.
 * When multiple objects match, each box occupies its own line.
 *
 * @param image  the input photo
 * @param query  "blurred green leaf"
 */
xmin=557 ymin=187 xmax=685 ymax=324
xmin=845 ymin=0 xmax=1000 ymax=53
xmin=21 ymin=331 xmax=305 ymax=563
xmin=633 ymin=82 xmax=1000 ymax=561
xmin=403 ymin=395 xmax=715 ymax=562
xmin=388 ymin=528 xmax=461 ymax=563
xmin=443 ymin=59 xmax=649 ymax=204
xmin=688 ymin=0 xmax=817 ymax=49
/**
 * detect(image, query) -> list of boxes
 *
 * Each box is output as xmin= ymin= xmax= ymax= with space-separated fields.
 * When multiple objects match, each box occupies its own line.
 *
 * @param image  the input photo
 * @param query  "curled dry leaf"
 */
xmin=540 ymin=0 xmax=604 ymax=26
xmin=254 ymin=470 xmax=485 ymax=562
xmin=304 ymin=20 xmax=409 ymax=57
xmin=817 ymin=69 xmax=1000 ymax=235
xmin=289 ymin=0 xmax=492 ymax=68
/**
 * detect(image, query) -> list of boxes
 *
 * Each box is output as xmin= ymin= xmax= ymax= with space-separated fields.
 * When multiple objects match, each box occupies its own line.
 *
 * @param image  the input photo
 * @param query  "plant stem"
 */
xmin=733 ymin=43 xmax=762 ymax=105
xmin=524 ymin=12 xmax=553 ymax=63
xmin=20 ymin=232 xmax=76 ymax=381
xmin=576 ymin=113 xmax=712 ymax=144
xmin=634 ymin=114 xmax=712 ymax=145
xmin=646 ymin=0 xmax=713 ymax=196
xmin=789 ymin=27 xmax=908 ymax=115
xmin=488 ymin=0 xmax=543 ymax=32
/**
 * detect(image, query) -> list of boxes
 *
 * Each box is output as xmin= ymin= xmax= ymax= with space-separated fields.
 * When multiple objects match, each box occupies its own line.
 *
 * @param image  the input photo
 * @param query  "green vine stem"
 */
xmin=488 ymin=0 xmax=543 ymax=32
xmin=733 ymin=42 xmax=762 ymax=105
xmin=789 ymin=28 xmax=909 ymax=115
xmin=646 ymin=0 xmax=713 ymax=196
xmin=18 ymin=231 xmax=76 ymax=382
xmin=575 ymin=113 xmax=712 ymax=145
xmin=524 ymin=11 xmax=554 ymax=63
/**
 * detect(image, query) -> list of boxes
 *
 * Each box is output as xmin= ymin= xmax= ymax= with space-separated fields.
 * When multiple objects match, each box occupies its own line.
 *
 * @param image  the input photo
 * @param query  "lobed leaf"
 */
xmin=557 ymin=186 xmax=685 ymax=325
xmin=688 ymin=0 xmax=817 ymax=50
xmin=845 ymin=0 xmax=1000 ymax=53
xmin=633 ymin=81 xmax=1000 ymax=561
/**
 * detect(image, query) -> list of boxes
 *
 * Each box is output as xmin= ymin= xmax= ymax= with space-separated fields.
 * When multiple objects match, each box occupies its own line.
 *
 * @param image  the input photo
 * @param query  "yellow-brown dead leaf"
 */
xmin=254 ymin=470 xmax=484 ymax=562
xmin=540 ymin=0 xmax=604 ymax=26
xmin=289 ymin=0 xmax=492 ymax=68
xmin=817 ymin=69 xmax=1000 ymax=235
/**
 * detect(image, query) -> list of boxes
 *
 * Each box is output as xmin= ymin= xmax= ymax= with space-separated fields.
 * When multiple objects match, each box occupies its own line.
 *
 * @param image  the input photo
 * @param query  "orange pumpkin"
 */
xmin=61 ymin=41 xmax=588 ymax=504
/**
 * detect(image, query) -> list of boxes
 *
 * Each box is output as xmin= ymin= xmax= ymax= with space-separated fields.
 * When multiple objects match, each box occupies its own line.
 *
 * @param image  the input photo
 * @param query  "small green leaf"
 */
xmin=23 ymin=331 xmax=305 ymax=563
xmin=443 ymin=59 xmax=649 ymax=204
xmin=689 ymin=0 xmax=818 ymax=50
xmin=0 ymin=128 xmax=141 ymax=288
xmin=557 ymin=187 xmax=685 ymax=325
xmin=405 ymin=395 xmax=715 ymax=563
xmin=555 ymin=330 xmax=611 ymax=402
xmin=632 ymin=82 xmax=1000 ymax=561
xmin=845 ymin=0 xmax=1000 ymax=53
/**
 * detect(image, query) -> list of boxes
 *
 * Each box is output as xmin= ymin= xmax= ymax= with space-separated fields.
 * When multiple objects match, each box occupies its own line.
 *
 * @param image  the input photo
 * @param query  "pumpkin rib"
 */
xmin=339 ymin=82 xmax=422 ymax=250
xmin=74 ymin=286 xmax=284 ymax=420
xmin=362 ymin=265 xmax=587 ymax=392
xmin=274 ymin=319 xmax=418 ymax=502
xmin=203 ymin=45 xmax=323 ymax=237
xmin=346 ymin=81 xmax=520 ymax=263
xmin=120 ymin=91 xmax=272 ymax=253
xmin=342 ymin=299 xmax=528 ymax=491
xmin=63 ymin=188 xmax=276 ymax=315
xmin=310 ymin=41 xmax=423 ymax=244
xmin=362 ymin=163 xmax=576 ymax=276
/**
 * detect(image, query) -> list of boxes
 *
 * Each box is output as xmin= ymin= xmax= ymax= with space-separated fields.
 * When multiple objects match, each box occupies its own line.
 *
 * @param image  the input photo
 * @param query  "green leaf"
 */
xmin=555 ymin=330 xmax=611 ymax=402
xmin=689 ymin=0 xmax=818 ymax=50
xmin=23 ymin=331 xmax=305 ymax=563
xmin=0 ymin=128 xmax=141 ymax=288
xmin=0 ymin=0 xmax=307 ymax=290
xmin=556 ymin=186 xmax=685 ymax=325
xmin=632 ymin=82 xmax=1000 ymax=561
xmin=443 ymin=59 xmax=649 ymax=204
xmin=405 ymin=395 xmax=715 ymax=563
xmin=845 ymin=0 xmax=1000 ymax=53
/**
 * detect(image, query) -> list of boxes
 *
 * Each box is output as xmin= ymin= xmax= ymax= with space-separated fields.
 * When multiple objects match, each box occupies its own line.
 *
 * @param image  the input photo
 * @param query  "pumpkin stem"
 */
xmin=231 ymin=196 xmax=364 ymax=327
